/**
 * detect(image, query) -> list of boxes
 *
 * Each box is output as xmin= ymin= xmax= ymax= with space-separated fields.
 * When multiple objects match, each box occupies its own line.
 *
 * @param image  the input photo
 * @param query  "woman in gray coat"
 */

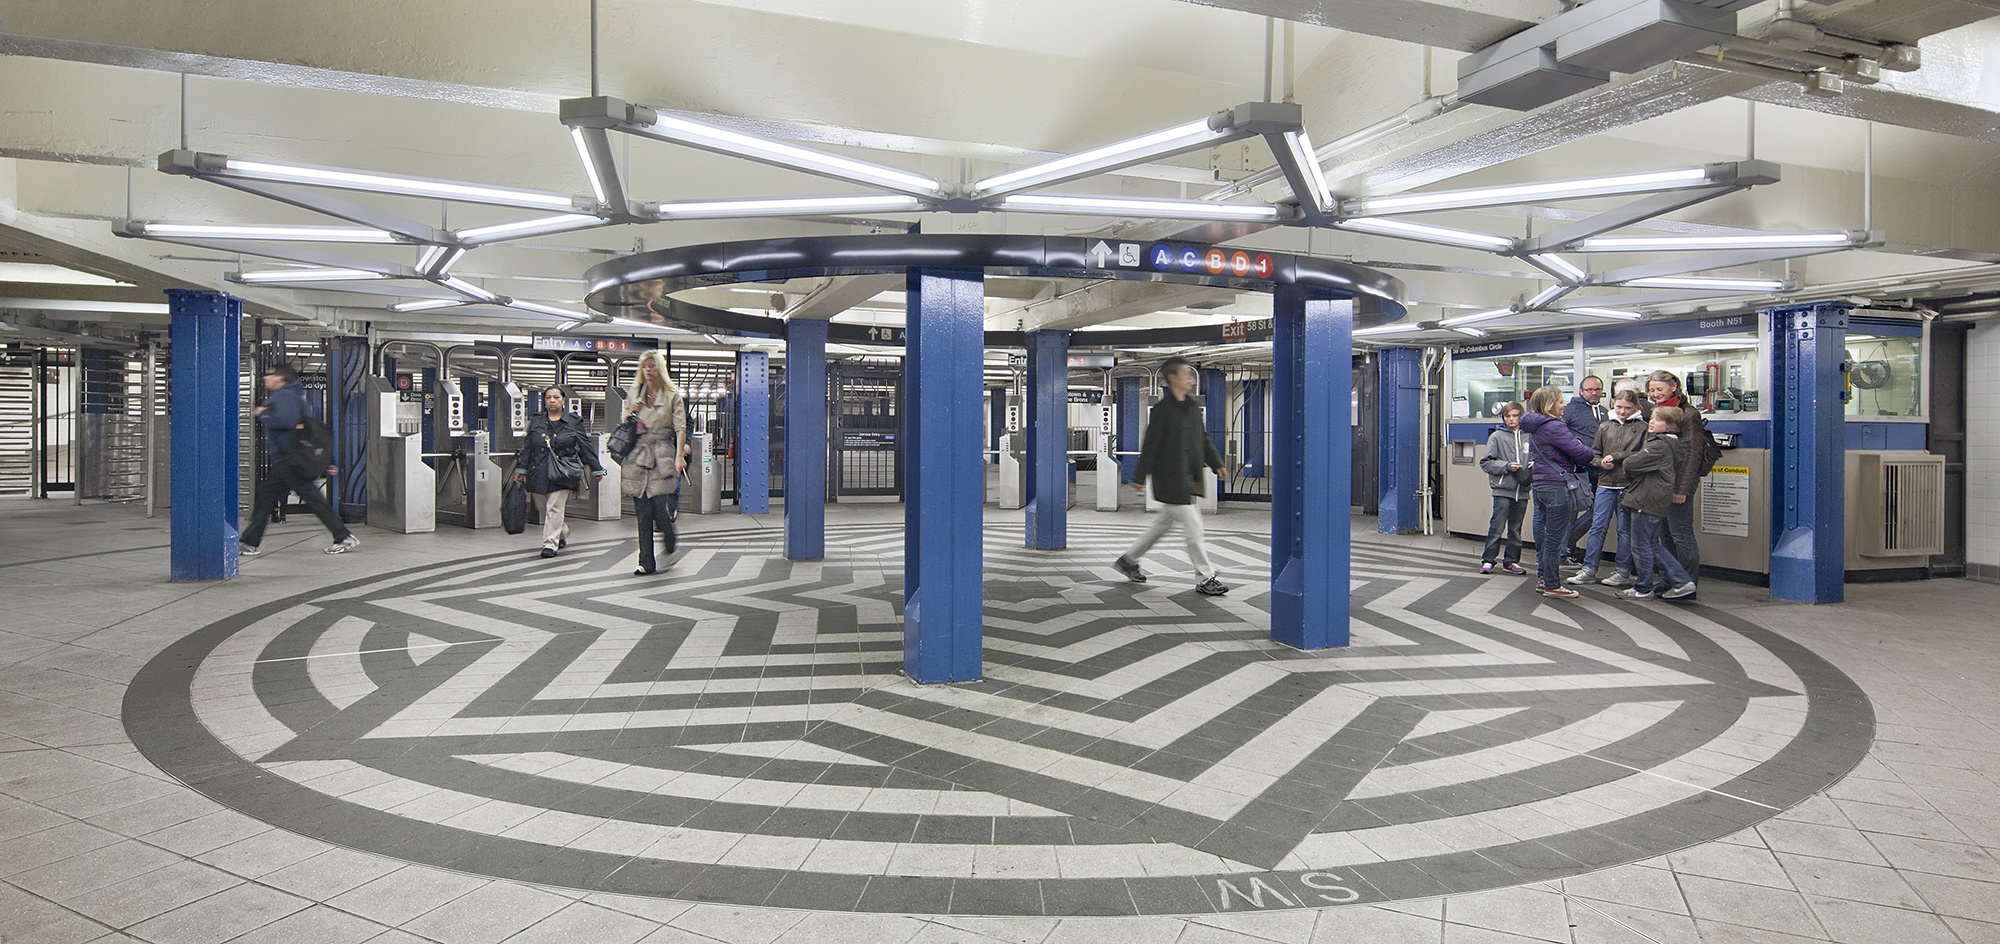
xmin=1478 ymin=402 xmax=1533 ymax=575
xmin=622 ymin=350 xmax=687 ymax=576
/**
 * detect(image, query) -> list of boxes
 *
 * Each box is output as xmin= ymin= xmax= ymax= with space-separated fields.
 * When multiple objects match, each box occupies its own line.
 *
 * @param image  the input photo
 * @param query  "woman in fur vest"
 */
xmin=622 ymin=350 xmax=688 ymax=576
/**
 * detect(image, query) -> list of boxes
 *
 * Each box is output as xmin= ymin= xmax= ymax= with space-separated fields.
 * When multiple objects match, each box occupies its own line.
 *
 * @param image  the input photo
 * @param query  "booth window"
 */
xmin=1451 ymin=355 xmax=1571 ymax=419
xmin=1845 ymin=332 xmax=1922 ymax=418
xmin=1586 ymin=332 xmax=1762 ymax=415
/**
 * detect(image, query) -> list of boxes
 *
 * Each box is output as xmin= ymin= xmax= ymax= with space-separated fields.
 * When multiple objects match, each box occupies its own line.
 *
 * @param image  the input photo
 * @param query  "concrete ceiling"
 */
xmin=3 ymin=0 xmax=1999 ymax=356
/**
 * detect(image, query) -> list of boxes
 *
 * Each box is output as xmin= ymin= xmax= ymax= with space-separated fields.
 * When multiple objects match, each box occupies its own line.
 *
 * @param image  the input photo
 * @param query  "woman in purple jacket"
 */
xmin=1519 ymin=386 xmax=1598 ymax=597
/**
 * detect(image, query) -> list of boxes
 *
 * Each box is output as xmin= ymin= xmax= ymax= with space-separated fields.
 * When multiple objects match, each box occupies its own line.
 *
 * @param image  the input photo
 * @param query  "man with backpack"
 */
xmin=240 ymin=364 xmax=360 ymax=557
xmin=1644 ymin=369 xmax=1719 ymax=583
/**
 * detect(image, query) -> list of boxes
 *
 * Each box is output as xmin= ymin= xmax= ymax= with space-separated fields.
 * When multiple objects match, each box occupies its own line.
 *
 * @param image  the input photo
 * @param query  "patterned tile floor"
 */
xmin=4 ymin=497 xmax=2000 ymax=943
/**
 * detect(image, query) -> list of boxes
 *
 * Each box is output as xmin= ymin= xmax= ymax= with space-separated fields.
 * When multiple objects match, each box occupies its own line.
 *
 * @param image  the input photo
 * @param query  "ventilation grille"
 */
xmin=1857 ymin=451 xmax=1945 ymax=557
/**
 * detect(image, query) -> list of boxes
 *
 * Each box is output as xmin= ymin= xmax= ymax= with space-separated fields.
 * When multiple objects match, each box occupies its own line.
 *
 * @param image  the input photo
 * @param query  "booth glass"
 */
xmin=1845 ymin=331 xmax=1923 ymax=419
xmin=1585 ymin=331 xmax=1764 ymax=416
xmin=1450 ymin=355 xmax=1571 ymax=420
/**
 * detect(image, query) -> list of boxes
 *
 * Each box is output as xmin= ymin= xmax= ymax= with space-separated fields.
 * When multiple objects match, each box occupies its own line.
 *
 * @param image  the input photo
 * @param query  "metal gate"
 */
xmin=1212 ymin=367 xmax=1273 ymax=502
xmin=77 ymin=349 xmax=153 ymax=503
xmin=37 ymin=349 xmax=77 ymax=497
xmin=830 ymin=360 xmax=902 ymax=499
xmin=0 ymin=348 xmax=33 ymax=495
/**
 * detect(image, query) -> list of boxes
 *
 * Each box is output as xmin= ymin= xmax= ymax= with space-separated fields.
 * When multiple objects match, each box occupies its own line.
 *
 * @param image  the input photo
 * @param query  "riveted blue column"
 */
xmin=736 ymin=351 xmax=770 ymax=514
xmin=988 ymin=387 xmax=1005 ymax=465
xmin=1270 ymin=285 xmax=1353 ymax=649
xmin=1377 ymin=346 xmax=1423 ymax=534
xmin=903 ymin=267 xmax=985 ymax=683
xmin=327 ymin=337 xmax=369 ymax=521
xmin=1241 ymin=378 xmax=1266 ymax=478
xmin=1116 ymin=376 xmax=1141 ymax=482
xmin=1769 ymin=302 xmax=1848 ymax=604
xmin=420 ymin=366 xmax=438 ymax=467
xmin=167 ymin=289 xmax=241 ymax=581
xmin=1025 ymin=329 xmax=1070 ymax=549
xmin=784 ymin=319 xmax=827 ymax=559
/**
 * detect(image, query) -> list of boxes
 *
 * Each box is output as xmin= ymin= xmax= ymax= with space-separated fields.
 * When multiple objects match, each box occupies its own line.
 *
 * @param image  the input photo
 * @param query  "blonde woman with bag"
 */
xmin=622 ymin=350 xmax=688 ymax=576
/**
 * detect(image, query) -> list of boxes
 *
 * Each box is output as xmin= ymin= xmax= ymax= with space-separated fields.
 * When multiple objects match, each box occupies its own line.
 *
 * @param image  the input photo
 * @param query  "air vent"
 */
xmin=1855 ymin=451 xmax=1945 ymax=557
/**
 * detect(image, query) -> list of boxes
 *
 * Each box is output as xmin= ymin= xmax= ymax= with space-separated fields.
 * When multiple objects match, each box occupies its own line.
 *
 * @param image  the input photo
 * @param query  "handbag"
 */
xmin=607 ymin=414 xmax=641 ymax=463
xmin=500 ymin=480 xmax=528 ymax=534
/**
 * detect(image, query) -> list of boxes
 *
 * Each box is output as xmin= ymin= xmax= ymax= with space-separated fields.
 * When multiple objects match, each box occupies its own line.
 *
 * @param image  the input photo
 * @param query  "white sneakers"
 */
xmin=324 ymin=535 xmax=361 ymax=554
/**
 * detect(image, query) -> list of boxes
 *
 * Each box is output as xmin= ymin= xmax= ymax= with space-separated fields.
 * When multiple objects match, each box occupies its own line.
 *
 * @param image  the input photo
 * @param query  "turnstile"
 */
xmin=996 ymin=432 xmax=1025 ymax=510
xmin=432 ymin=380 xmax=507 ymax=528
xmin=683 ymin=432 xmax=721 ymax=514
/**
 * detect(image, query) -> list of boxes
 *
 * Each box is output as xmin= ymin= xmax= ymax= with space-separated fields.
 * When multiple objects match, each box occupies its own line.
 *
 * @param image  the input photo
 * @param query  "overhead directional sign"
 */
xmin=531 ymin=334 xmax=659 ymax=353
xmin=1077 ymin=238 xmax=1277 ymax=282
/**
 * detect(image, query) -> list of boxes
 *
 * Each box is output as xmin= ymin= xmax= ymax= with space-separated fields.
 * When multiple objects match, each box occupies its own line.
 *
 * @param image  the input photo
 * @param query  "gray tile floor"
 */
xmin=3 ymin=497 xmax=1999 ymax=942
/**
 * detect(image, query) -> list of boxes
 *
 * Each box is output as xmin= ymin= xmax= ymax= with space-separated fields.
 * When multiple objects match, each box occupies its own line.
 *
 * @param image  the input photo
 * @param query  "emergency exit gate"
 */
xmin=829 ymin=360 xmax=902 ymax=499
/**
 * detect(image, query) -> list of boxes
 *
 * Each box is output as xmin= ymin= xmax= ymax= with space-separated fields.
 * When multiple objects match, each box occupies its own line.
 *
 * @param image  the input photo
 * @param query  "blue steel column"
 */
xmin=736 ymin=351 xmax=770 ymax=514
xmin=327 ymin=337 xmax=369 ymax=521
xmin=1377 ymin=346 xmax=1423 ymax=534
xmin=903 ymin=267 xmax=985 ymax=683
xmin=1199 ymin=367 xmax=1228 ymax=461
xmin=784 ymin=319 xmax=827 ymax=559
xmin=1269 ymin=285 xmax=1353 ymax=649
xmin=420 ymin=366 xmax=438 ymax=466
xmin=1769 ymin=302 xmax=1848 ymax=603
xmin=1116 ymin=376 xmax=1141 ymax=482
xmin=1025 ymin=329 xmax=1070 ymax=549
xmin=167 ymin=290 xmax=242 ymax=581
xmin=988 ymin=387 xmax=1006 ymax=465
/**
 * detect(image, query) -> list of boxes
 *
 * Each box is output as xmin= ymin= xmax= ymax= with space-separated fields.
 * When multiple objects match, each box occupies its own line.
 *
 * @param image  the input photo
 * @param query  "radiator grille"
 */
xmin=1858 ymin=452 xmax=1945 ymax=557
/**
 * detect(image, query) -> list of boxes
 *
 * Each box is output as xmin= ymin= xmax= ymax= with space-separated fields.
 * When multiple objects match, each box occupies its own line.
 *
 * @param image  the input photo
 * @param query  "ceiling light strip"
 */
xmin=997 ymin=194 xmax=1283 ymax=223
xmin=138 ymin=222 xmax=403 ymax=244
xmin=1623 ymin=276 xmax=1788 ymax=292
xmin=1332 ymin=217 xmax=1516 ymax=252
xmin=1342 ymin=167 xmax=1715 ymax=217
xmin=439 ymin=276 xmax=499 ymax=303
xmin=456 ymin=214 xmax=608 ymax=245
xmin=1575 ymin=232 xmax=1861 ymax=252
xmin=1529 ymin=253 xmax=1588 ymax=282
xmin=508 ymin=300 xmax=593 ymax=321
xmin=971 ymin=117 xmax=1234 ymax=199
xmin=234 ymin=268 xmax=394 ymax=284
xmin=214 ymin=158 xmax=581 ymax=211
xmin=389 ymin=298 xmax=470 ymax=313
xmin=651 ymin=195 xmax=925 ymax=221
xmin=1439 ymin=307 xmax=1516 ymax=328
xmin=1558 ymin=307 xmax=1647 ymax=321
xmin=635 ymin=114 xmax=945 ymax=198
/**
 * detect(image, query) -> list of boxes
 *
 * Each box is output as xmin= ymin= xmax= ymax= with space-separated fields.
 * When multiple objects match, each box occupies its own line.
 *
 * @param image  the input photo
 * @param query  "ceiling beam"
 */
xmin=1169 ymin=0 xmax=1560 ymax=52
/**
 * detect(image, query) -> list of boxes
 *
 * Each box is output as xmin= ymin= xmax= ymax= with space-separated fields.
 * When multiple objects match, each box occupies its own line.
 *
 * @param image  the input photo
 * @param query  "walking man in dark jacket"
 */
xmin=1112 ymin=357 xmax=1229 ymax=595
xmin=239 ymin=364 xmax=359 ymax=558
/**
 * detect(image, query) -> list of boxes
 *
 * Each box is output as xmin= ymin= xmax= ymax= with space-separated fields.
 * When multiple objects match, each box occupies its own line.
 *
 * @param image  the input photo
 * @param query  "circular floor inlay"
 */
xmin=126 ymin=523 xmax=1873 ymax=916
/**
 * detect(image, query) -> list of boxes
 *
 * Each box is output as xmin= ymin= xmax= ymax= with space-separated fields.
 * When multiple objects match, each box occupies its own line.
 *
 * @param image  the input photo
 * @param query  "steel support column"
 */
xmin=735 ymin=351 xmax=770 ymax=514
xmin=1377 ymin=346 xmax=1423 ymax=534
xmin=988 ymin=387 xmax=1005 ymax=465
xmin=1025 ymin=329 xmax=1070 ymax=550
xmin=167 ymin=289 xmax=241 ymax=581
xmin=1241 ymin=379 xmax=1266 ymax=478
xmin=1116 ymin=376 xmax=1141 ymax=483
xmin=903 ymin=267 xmax=985 ymax=683
xmin=327 ymin=337 xmax=369 ymax=521
xmin=784 ymin=319 xmax=827 ymax=560
xmin=1200 ymin=367 xmax=1228 ymax=461
xmin=1769 ymin=302 xmax=1848 ymax=604
xmin=1270 ymin=285 xmax=1353 ymax=649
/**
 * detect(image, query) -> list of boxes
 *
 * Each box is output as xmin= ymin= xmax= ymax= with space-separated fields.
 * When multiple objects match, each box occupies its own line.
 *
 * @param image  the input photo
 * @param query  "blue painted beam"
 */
xmin=1025 ymin=329 xmax=1070 ymax=550
xmin=988 ymin=387 xmax=1005 ymax=465
xmin=167 ymin=290 xmax=242 ymax=581
xmin=1269 ymin=285 xmax=1353 ymax=649
xmin=1116 ymin=377 xmax=1141 ymax=483
xmin=1769 ymin=302 xmax=1848 ymax=604
xmin=736 ymin=351 xmax=770 ymax=514
xmin=327 ymin=337 xmax=369 ymax=521
xmin=784 ymin=319 xmax=827 ymax=560
xmin=1199 ymin=367 xmax=1228 ymax=462
xmin=1377 ymin=346 xmax=1423 ymax=534
xmin=903 ymin=267 xmax=986 ymax=684
xmin=1241 ymin=379 xmax=1266 ymax=478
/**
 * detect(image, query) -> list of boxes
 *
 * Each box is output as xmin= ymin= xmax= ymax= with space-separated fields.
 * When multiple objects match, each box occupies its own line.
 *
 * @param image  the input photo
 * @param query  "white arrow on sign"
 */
xmin=1088 ymin=240 xmax=1113 ymax=267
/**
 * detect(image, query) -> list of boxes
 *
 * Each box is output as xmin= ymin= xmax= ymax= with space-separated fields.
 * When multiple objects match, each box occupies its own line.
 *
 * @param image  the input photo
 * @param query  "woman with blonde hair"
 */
xmin=622 ymin=350 xmax=688 ymax=576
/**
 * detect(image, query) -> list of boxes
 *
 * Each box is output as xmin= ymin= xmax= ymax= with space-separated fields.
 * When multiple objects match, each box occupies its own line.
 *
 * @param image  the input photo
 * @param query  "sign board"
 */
xmin=1065 ymin=390 xmax=1103 ymax=404
xmin=1699 ymin=465 xmax=1752 ymax=537
xmin=1100 ymin=406 xmax=1113 ymax=435
xmin=1694 ymin=314 xmax=1754 ymax=333
xmin=530 ymin=334 xmax=659 ymax=354
xmin=1006 ymin=352 xmax=1117 ymax=369
xmin=1005 ymin=405 xmax=1020 ymax=432
xmin=859 ymin=326 xmax=904 ymax=344
xmin=1080 ymin=239 xmax=1277 ymax=281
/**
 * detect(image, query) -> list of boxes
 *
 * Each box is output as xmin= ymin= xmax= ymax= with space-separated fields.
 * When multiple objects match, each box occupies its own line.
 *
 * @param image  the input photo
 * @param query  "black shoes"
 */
xmin=1112 ymin=556 xmax=1147 ymax=583
xmin=1195 ymin=576 xmax=1230 ymax=596
xmin=557 ymin=537 xmax=567 ymax=549
xmin=540 ymin=547 xmax=558 ymax=559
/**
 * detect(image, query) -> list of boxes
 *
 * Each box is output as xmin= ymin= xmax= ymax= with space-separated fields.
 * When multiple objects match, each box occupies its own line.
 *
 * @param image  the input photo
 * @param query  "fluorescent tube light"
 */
xmin=0 ymin=263 xmax=130 ymax=287
xmin=1530 ymin=253 xmax=1588 ymax=282
xmin=429 ymin=247 xmax=468 ymax=277
xmin=972 ymin=117 xmax=1232 ymax=199
xmin=637 ymin=113 xmax=945 ymax=197
xmin=1278 ymin=130 xmax=1335 ymax=214
xmin=416 ymin=246 xmax=446 ymax=272
xmin=1560 ymin=307 xmax=1647 ymax=321
xmin=139 ymin=222 xmax=402 ymax=243
xmin=508 ymin=300 xmax=591 ymax=321
xmin=1332 ymin=217 xmax=1516 ymax=252
xmin=439 ymin=276 xmax=499 ymax=303
xmin=456 ymin=213 xmax=606 ymax=245
xmin=1439 ymin=307 xmax=1515 ymax=328
xmin=996 ymin=194 xmax=1283 ymax=223
xmin=1353 ymin=323 xmax=1421 ymax=337
xmin=1452 ymin=326 xmax=1490 ymax=338
xmin=218 ymin=158 xmax=580 ymax=211
xmin=235 ymin=268 xmax=391 ymax=283
xmin=1344 ymin=167 xmax=1713 ymax=216
xmin=389 ymin=298 xmax=469 ymax=313
xmin=652 ymin=195 xmax=924 ymax=220
xmin=1625 ymin=276 xmax=1787 ymax=292
xmin=1527 ymin=284 xmax=1573 ymax=309
xmin=1576 ymin=232 xmax=1859 ymax=252
xmin=571 ymin=128 xmax=609 ymax=206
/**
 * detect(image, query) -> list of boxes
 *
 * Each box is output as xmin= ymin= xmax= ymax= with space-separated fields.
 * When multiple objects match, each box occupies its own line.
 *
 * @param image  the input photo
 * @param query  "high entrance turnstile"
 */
xmin=432 ymin=379 xmax=512 ymax=529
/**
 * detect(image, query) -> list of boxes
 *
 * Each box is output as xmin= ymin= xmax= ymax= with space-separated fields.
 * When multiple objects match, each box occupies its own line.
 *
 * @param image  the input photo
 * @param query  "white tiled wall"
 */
xmin=1968 ymin=322 xmax=2000 ymax=570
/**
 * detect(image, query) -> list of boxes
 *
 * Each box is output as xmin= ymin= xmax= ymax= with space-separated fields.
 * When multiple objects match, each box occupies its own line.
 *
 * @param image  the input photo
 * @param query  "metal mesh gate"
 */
xmin=830 ymin=359 xmax=902 ymax=499
xmin=0 ymin=349 xmax=32 ymax=495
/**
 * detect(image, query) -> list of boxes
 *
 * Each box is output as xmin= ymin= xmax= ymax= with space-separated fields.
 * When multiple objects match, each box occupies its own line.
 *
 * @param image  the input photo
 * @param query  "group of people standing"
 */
xmin=511 ymin=349 xmax=689 ymax=575
xmin=1479 ymin=370 xmax=1710 ymax=601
